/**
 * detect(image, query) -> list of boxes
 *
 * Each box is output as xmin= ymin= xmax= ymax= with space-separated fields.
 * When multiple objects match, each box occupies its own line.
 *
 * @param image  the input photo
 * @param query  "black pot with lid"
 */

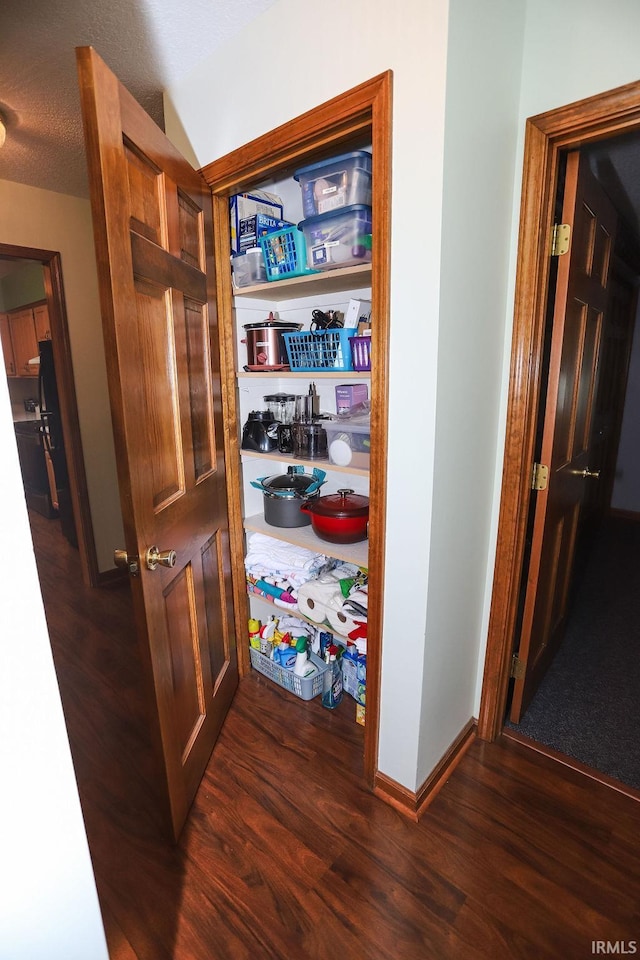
xmin=250 ymin=466 xmax=327 ymax=527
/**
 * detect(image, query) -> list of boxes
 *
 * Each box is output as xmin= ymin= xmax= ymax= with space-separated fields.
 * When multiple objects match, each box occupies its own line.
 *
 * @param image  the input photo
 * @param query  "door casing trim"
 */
xmin=1 ymin=243 xmax=97 ymax=586
xmin=478 ymin=78 xmax=640 ymax=740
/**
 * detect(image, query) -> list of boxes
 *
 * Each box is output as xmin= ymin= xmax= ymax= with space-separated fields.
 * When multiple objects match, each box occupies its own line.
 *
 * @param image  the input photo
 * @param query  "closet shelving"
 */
xmin=201 ymin=69 xmax=391 ymax=782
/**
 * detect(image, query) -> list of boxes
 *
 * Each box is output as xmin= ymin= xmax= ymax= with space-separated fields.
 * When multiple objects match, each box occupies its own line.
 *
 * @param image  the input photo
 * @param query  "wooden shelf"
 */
xmin=240 ymin=450 xmax=369 ymax=478
xmin=233 ymin=264 xmax=371 ymax=300
xmin=243 ymin=513 xmax=368 ymax=568
xmin=237 ymin=369 xmax=370 ymax=379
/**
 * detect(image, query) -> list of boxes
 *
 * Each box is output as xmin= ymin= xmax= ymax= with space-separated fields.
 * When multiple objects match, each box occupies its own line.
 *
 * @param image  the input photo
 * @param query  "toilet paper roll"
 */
xmin=326 ymin=604 xmax=363 ymax=638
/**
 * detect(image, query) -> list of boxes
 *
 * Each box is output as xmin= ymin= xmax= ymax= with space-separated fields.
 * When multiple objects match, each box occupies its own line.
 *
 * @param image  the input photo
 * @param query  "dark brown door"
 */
xmin=77 ymin=46 xmax=238 ymax=839
xmin=510 ymin=150 xmax=617 ymax=722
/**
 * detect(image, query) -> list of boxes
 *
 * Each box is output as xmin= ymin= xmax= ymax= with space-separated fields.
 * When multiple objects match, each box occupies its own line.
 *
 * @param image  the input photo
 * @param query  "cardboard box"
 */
xmin=230 ymin=191 xmax=283 ymax=253
xmin=344 ymin=298 xmax=372 ymax=330
xmin=335 ymin=383 xmax=369 ymax=415
xmin=239 ymin=214 xmax=291 ymax=252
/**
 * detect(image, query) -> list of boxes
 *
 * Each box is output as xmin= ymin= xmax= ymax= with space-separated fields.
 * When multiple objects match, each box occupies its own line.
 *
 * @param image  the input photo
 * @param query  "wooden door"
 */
xmin=77 ymin=46 xmax=238 ymax=839
xmin=510 ymin=150 xmax=617 ymax=722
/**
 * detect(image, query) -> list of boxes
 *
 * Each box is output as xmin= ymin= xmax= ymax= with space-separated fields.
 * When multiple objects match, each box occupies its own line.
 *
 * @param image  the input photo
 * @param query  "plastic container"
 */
xmin=282 ymin=328 xmax=355 ymax=372
xmin=294 ymin=151 xmax=373 ymax=217
xmin=298 ymin=205 xmax=372 ymax=272
xmin=324 ymin=416 xmax=371 ymax=469
xmin=249 ymin=646 xmax=328 ymax=700
xmin=231 ymin=247 xmax=267 ymax=288
xmin=349 ymin=334 xmax=372 ymax=371
xmin=259 ymin=225 xmax=318 ymax=281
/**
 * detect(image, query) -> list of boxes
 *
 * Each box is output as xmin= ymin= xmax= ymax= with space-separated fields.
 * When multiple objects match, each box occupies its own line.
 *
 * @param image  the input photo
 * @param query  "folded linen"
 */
xmin=245 ymin=533 xmax=327 ymax=573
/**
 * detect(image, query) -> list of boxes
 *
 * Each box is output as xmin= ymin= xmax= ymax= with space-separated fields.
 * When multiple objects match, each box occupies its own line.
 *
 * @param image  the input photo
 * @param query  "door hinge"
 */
xmin=511 ymin=654 xmax=526 ymax=680
xmin=551 ymin=222 xmax=571 ymax=256
xmin=531 ymin=462 xmax=549 ymax=491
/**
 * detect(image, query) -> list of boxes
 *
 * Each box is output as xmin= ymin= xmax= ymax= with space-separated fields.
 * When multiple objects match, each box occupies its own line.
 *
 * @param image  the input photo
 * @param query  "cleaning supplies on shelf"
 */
xmin=293 ymin=636 xmax=319 ymax=679
xmin=321 ymin=644 xmax=343 ymax=710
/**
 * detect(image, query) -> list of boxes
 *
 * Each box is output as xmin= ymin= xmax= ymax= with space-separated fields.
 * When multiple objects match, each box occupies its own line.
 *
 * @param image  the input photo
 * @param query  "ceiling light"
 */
xmin=0 ymin=114 xmax=5 ymax=148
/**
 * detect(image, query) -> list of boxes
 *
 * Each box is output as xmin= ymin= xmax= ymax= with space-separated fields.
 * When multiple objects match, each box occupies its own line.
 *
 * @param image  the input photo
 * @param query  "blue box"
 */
xmin=230 ymin=191 xmax=283 ymax=253
xmin=239 ymin=214 xmax=291 ymax=252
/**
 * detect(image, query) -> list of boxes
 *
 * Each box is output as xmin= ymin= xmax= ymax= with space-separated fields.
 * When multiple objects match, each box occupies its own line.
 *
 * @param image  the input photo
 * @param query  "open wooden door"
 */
xmin=76 ymin=46 xmax=238 ymax=839
xmin=510 ymin=150 xmax=617 ymax=722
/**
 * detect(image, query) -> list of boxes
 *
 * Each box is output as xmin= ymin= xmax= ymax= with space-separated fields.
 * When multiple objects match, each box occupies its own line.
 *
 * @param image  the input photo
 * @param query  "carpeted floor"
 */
xmin=506 ymin=516 xmax=640 ymax=791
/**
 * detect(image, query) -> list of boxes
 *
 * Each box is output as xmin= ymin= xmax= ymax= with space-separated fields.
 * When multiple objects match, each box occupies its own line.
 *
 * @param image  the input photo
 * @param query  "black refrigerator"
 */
xmin=38 ymin=339 xmax=77 ymax=547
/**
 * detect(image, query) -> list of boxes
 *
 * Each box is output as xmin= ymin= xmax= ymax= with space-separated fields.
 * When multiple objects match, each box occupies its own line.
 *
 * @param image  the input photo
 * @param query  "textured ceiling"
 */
xmin=0 ymin=0 xmax=278 ymax=199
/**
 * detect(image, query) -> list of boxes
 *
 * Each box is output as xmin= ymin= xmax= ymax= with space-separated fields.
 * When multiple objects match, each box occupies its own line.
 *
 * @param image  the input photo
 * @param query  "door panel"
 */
xmin=77 ymin=46 xmax=237 ymax=839
xmin=510 ymin=150 xmax=616 ymax=722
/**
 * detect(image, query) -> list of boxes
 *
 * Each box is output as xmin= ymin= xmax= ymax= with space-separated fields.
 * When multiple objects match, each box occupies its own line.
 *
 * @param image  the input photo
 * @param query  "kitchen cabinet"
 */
xmin=200 ymin=71 xmax=391 ymax=780
xmin=8 ymin=307 xmax=39 ymax=377
xmin=3 ymin=300 xmax=48 ymax=377
xmin=33 ymin=302 xmax=51 ymax=341
xmin=1 ymin=313 xmax=15 ymax=377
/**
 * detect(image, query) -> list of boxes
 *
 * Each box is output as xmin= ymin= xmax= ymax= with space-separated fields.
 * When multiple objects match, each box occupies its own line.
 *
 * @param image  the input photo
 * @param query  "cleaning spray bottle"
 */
xmin=293 ymin=635 xmax=318 ymax=679
xmin=322 ymin=644 xmax=343 ymax=709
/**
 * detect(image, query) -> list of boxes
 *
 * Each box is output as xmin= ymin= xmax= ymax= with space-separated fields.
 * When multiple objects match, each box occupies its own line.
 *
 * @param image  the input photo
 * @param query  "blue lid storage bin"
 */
xmin=298 ymin=204 xmax=372 ymax=272
xmin=259 ymin=224 xmax=318 ymax=281
xmin=294 ymin=151 xmax=372 ymax=217
xmin=282 ymin=328 xmax=355 ymax=372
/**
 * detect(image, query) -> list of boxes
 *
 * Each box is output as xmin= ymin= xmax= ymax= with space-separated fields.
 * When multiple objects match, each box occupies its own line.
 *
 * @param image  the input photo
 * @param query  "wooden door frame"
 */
xmin=1 ymin=243 xmax=97 ymax=587
xmin=478 ymin=78 xmax=640 ymax=741
xmin=199 ymin=71 xmax=392 ymax=787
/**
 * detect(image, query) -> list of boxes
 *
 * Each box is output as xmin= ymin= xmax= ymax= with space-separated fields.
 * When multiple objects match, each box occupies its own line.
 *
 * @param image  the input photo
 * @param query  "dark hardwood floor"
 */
xmin=30 ymin=509 xmax=640 ymax=959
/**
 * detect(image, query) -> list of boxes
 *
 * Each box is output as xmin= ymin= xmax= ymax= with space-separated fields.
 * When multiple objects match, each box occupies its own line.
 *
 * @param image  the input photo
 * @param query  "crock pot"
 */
xmin=300 ymin=488 xmax=369 ymax=543
xmin=250 ymin=466 xmax=326 ymax=528
xmin=242 ymin=319 xmax=302 ymax=367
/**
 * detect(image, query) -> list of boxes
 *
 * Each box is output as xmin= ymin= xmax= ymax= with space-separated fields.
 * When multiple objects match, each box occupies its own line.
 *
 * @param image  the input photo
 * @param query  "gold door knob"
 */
xmin=145 ymin=545 xmax=177 ymax=571
xmin=581 ymin=469 xmax=600 ymax=479
xmin=114 ymin=548 xmax=139 ymax=575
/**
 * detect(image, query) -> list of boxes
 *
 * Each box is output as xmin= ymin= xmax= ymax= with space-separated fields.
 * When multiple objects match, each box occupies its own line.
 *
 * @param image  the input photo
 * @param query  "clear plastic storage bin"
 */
xmin=294 ymin=150 xmax=373 ymax=217
xmin=324 ymin=415 xmax=371 ymax=469
xmin=231 ymin=247 xmax=267 ymax=288
xmin=298 ymin=204 xmax=372 ymax=271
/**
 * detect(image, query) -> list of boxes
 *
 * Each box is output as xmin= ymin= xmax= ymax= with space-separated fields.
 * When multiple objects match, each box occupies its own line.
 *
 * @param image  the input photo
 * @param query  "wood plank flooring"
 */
xmin=30 ymin=510 xmax=640 ymax=959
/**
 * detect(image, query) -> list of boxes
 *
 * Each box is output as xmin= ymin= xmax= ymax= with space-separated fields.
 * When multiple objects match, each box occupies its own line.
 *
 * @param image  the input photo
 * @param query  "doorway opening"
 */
xmin=0 ymin=244 xmax=96 ymax=586
xmin=478 ymin=79 xmax=640 ymax=797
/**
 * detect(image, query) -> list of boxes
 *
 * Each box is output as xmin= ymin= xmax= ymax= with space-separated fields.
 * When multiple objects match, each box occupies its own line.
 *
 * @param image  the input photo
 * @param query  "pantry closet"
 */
xmin=201 ymin=71 xmax=392 ymax=782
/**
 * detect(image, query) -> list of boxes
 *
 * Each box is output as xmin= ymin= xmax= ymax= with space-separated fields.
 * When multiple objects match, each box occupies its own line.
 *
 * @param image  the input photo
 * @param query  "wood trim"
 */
xmin=478 ymin=78 xmax=640 ymax=742
xmin=374 ymin=719 xmax=477 ymax=821
xmin=608 ymin=507 xmax=640 ymax=523
xmin=0 ymin=243 xmax=97 ymax=587
xmin=502 ymin=728 xmax=640 ymax=805
xmin=201 ymin=71 xmax=393 ymax=788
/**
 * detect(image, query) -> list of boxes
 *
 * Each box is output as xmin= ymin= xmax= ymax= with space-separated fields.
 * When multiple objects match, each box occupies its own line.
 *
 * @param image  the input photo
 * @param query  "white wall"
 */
xmin=165 ymin=0 xmax=450 ymax=791
xmin=423 ymin=0 xmax=526 ymax=777
xmin=0 ymin=372 xmax=108 ymax=959
xmin=0 ymin=179 xmax=124 ymax=573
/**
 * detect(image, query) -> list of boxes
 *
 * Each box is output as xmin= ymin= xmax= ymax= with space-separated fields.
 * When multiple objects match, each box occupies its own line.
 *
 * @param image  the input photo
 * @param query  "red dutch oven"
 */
xmin=300 ymin=488 xmax=369 ymax=544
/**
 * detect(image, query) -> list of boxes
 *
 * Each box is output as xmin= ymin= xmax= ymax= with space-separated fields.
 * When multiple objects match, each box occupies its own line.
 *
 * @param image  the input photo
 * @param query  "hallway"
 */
xmin=29 ymin=509 xmax=640 ymax=959
xmin=506 ymin=516 xmax=640 ymax=792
